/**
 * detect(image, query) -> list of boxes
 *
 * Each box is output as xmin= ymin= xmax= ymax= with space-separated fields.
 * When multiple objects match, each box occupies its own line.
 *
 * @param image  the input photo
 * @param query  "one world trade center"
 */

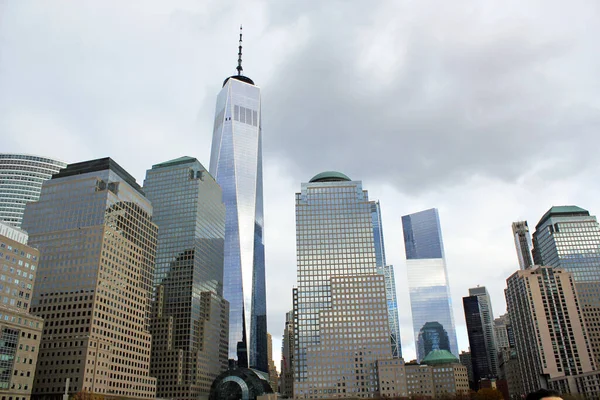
xmin=209 ymin=28 xmax=268 ymax=372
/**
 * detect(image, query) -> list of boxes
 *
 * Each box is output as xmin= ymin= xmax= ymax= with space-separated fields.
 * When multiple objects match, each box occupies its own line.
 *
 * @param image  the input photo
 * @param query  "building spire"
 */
xmin=237 ymin=25 xmax=243 ymax=76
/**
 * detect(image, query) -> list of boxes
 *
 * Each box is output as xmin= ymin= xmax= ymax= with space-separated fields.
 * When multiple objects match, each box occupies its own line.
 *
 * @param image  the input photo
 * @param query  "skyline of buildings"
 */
xmin=402 ymin=208 xmax=459 ymax=361
xmin=208 ymin=29 xmax=268 ymax=371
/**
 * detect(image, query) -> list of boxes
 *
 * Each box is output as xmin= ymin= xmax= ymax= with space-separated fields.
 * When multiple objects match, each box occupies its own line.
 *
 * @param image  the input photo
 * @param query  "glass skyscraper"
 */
xmin=402 ymin=208 xmax=458 ymax=361
xmin=209 ymin=33 xmax=267 ymax=371
xmin=531 ymin=205 xmax=600 ymax=367
xmin=371 ymin=202 xmax=402 ymax=358
xmin=0 ymin=153 xmax=66 ymax=227
xmin=143 ymin=157 xmax=229 ymax=399
xmin=294 ymin=172 xmax=392 ymax=398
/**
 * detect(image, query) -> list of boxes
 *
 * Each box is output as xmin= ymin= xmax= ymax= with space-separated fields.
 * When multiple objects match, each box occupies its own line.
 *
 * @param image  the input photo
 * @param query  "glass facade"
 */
xmin=209 ymin=76 xmax=267 ymax=371
xmin=512 ymin=221 xmax=534 ymax=269
xmin=371 ymin=202 xmax=402 ymax=358
xmin=402 ymin=208 xmax=458 ymax=361
xmin=531 ymin=206 xmax=600 ymax=367
xmin=294 ymin=174 xmax=392 ymax=399
xmin=143 ymin=157 xmax=228 ymax=398
xmin=0 ymin=154 xmax=66 ymax=228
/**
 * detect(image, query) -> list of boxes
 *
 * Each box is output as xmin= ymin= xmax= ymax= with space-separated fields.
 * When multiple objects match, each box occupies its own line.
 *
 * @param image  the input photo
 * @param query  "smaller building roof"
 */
xmin=536 ymin=205 xmax=590 ymax=229
xmin=309 ymin=171 xmax=351 ymax=183
xmin=421 ymin=350 xmax=459 ymax=365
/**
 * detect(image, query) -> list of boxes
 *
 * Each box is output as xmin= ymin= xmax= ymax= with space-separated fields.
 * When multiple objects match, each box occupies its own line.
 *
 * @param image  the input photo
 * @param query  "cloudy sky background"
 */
xmin=2 ymin=0 xmax=600 ymax=366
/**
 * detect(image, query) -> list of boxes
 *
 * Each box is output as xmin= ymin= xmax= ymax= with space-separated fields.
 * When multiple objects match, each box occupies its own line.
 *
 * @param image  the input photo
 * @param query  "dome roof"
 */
xmin=421 ymin=350 xmax=459 ymax=365
xmin=309 ymin=171 xmax=351 ymax=183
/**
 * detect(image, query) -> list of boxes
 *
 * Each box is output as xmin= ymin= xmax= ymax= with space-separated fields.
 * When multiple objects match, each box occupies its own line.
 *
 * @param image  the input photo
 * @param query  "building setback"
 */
xmin=23 ymin=158 xmax=157 ymax=399
xmin=402 ymin=208 xmax=458 ymax=361
xmin=208 ymin=28 xmax=267 ymax=371
xmin=0 ymin=233 xmax=43 ymax=400
xmin=143 ymin=157 xmax=229 ymax=399
xmin=0 ymin=154 xmax=66 ymax=228
xmin=506 ymin=266 xmax=600 ymax=396
xmin=293 ymin=172 xmax=392 ymax=399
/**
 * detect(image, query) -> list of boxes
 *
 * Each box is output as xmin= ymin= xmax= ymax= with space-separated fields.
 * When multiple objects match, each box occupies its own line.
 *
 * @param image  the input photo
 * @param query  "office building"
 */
xmin=371 ymin=202 xmax=402 ymax=358
xmin=494 ymin=314 xmax=523 ymax=398
xmin=402 ymin=208 xmax=458 ymax=360
xmin=506 ymin=266 xmax=600 ymax=396
xmin=208 ymin=27 xmax=267 ymax=371
xmin=494 ymin=314 xmax=514 ymax=350
xmin=143 ymin=157 xmax=228 ymax=399
xmin=463 ymin=286 xmax=498 ymax=385
xmin=22 ymin=158 xmax=157 ymax=399
xmin=266 ymin=333 xmax=278 ymax=393
xmin=459 ymin=351 xmax=474 ymax=388
xmin=0 ymin=220 xmax=28 ymax=245
xmin=0 ymin=154 xmax=66 ymax=228
xmin=512 ymin=221 xmax=534 ymax=269
xmin=0 ymin=233 xmax=43 ymax=400
xmin=280 ymin=311 xmax=294 ymax=398
xmin=293 ymin=172 xmax=392 ymax=399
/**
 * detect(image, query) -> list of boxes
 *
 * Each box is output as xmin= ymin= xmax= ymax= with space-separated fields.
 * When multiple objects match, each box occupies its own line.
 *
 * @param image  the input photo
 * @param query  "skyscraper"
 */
xmin=371 ymin=201 xmax=402 ymax=358
xmin=512 ymin=221 xmax=534 ymax=269
xmin=143 ymin=157 xmax=229 ymax=399
xmin=402 ymin=208 xmax=458 ymax=360
xmin=280 ymin=311 xmax=294 ymax=399
xmin=0 ymin=154 xmax=66 ymax=227
xmin=209 ymin=27 xmax=267 ymax=371
xmin=463 ymin=286 xmax=498 ymax=387
xmin=294 ymin=172 xmax=392 ymax=399
xmin=23 ymin=158 xmax=157 ymax=399
xmin=506 ymin=266 xmax=600 ymax=395
xmin=531 ymin=206 xmax=600 ymax=366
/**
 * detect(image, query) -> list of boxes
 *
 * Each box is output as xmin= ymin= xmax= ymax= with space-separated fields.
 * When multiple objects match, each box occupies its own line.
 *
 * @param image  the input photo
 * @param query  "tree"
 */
xmin=474 ymin=388 xmax=504 ymax=400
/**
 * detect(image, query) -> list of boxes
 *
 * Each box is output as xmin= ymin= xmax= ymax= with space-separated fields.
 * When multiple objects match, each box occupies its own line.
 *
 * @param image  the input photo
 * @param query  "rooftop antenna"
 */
xmin=236 ymin=25 xmax=243 ymax=76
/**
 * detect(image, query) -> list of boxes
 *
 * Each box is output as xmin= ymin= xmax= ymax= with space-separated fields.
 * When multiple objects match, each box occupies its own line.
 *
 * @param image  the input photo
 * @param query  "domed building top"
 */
xmin=309 ymin=171 xmax=352 ymax=183
xmin=421 ymin=349 xmax=459 ymax=365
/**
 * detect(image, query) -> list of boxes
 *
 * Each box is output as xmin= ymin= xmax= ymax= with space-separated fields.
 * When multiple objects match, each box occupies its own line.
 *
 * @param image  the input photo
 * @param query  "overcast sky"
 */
xmin=2 ymin=0 xmax=600 ymax=366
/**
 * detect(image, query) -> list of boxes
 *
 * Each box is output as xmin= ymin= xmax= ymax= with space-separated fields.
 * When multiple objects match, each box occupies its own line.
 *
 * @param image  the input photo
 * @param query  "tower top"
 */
xmin=223 ymin=25 xmax=255 ymax=87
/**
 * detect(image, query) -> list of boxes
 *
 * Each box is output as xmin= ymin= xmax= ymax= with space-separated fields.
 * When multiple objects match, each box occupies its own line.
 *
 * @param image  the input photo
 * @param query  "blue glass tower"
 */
xmin=209 ymin=28 xmax=267 ymax=372
xmin=402 ymin=208 xmax=458 ymax=361
xmin=371 ymin=202 xmax=402 ymax=358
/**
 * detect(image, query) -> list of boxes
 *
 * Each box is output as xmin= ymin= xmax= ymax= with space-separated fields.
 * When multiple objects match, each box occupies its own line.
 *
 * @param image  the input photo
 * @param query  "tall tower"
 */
xmin=293 ymin=172 xmax=392 ymax=399
xmin=209 ymin=27 xmax=267 ymax=371
xmin=371 ymin=201 xmax=402 ymax=358
xmin=505 ymin=266 xmax=600 ymax=395
xmin=402 ymin=208 xmax=458 ymax=360
xmin=512 ymin=221 xmax=534 ymax=269
xmin=463 ymin=286 xmax=498 ymax=386
xmin=0 ymin=153 xmax=66 ymax=227
xmin=22 ymin=158 xmax=157 ymax=399
xmin=144 ymin=157 xmax=229 ymax=399
xmin=531 ymin=206 xmax=600 ymax=367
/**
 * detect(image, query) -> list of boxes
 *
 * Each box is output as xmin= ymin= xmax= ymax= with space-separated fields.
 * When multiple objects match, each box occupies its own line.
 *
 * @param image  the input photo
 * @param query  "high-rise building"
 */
xmin=402 ymin=208 xmax=458 ymax=360
xmin=293 ymin=172 xmax=392 ymax=399
xmin=143 ymin=157 xmax=229 ymax=399
xmin=463 ymin=287 xmax=498 ymax=387
xmin=531 ymin=206 xmax=600 ymax=366
xmin=0 ymin=154 xmax=66 ymax=228
xmin=505 ymin=266 xmax=600 ymax=395
xmin=371 ymin=201 xmax=402 ymax=358
xmin=0 ymin=233 xmax=43 ymax=400
xmin=459 ymin=351 xmax=474 ymax=388
xmin=512 ymin=221 xmax=534 ymax=269
xmin=494 ymin=314 xmax=523 ymax=398
xmin=209 ymin=27 xmax=267 ymax=371
xmin=23 ymin=158 xmax=157 ymax=399
xmin=494 ymin=314 xmax=514 ymax=351
xmin=266 ymin=333 xmax=278 ymax=393
xmin=280 ymin=310 xmax=294 ymax=399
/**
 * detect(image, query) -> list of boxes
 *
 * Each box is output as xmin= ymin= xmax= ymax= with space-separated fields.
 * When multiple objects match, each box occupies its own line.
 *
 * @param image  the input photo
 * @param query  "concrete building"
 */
xmin=459 ymin=350 xmax=474 ymax=389
xmin=506 ymin=266 xmax=600 ymax=396
xmin=532 ymin=206 xmax=600 ymax=367
xmin=23 ymin=158 xmax=157 ymax=399
xmin=0 ymin=154 xmax=66 ymax=228
xmin=293 ymin=172 xmax=392 ymax=399
xmin=0 ymin=221 xmax=28 ymax=245
xmin=0 ymin=233 xmax=43 ymax=400
xmin=266 ymin=333 xmax=278 ymax=393
xmin=377 ymin=358 xmax=408 ymax=398
xmin=280 ymin=310 xmax=294 ymax=398
xmin=144 ymin=157 xmax=229 ymax=400
xmin=512 ymin=221 xmax=534 ymax=270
